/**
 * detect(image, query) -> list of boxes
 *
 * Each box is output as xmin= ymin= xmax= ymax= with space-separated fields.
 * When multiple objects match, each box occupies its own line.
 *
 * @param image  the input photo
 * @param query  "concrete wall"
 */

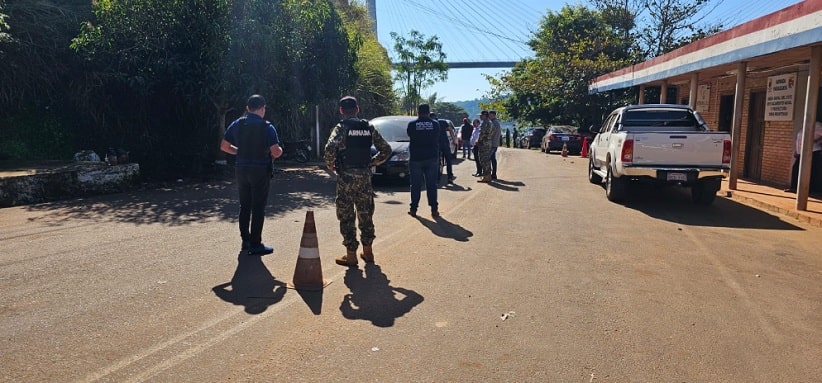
xmin=0 ymin=163 xmax=140 ymax=207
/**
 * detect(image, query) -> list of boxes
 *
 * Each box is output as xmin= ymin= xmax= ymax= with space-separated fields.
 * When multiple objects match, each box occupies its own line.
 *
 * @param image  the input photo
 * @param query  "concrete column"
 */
xmin=689 ymin=73 xmax=699 ymax=109
xmin=796 ymin=46 xmax=821 ymax=211
xmin=729 ymin=62 xmax=747 ymax=190
xmin=638 ymin=85 xmax=646 ymax=104
xmin=660 ymin=82 xmax=668 ymax=104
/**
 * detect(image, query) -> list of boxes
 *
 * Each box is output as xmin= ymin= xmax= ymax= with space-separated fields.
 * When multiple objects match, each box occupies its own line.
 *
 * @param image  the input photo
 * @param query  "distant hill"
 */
xmin=452 ymin=98 xmax=486 ymax=119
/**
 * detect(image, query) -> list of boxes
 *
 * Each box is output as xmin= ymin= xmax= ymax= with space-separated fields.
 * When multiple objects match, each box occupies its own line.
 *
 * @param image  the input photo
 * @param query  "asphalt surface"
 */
xmin=2 ymin=148 xmax=821 ymax=382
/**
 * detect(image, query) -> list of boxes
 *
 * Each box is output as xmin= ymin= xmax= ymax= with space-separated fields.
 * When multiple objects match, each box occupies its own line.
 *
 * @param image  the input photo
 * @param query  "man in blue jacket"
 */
xmin=406 ymin=104 xmax=440 ymax=217
xmin=220 ymin=95 xmax=283 ymax=255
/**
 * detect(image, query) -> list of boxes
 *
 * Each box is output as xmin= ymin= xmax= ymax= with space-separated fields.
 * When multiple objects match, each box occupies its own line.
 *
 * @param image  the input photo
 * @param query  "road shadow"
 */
xmin=413 ymin=215 xmax=473 ymax=242
xmin=340 ymin=264 xmax=424 ymax=327
xmin=617 ymin=184 xmax=804 ymax=230
xmin=294 ymin=289 xmax=325 ymax=315
xmin=212 ymin=252 xmax=287 ymax=314
xmin=439 ymin=181 xmax=473 ymax=192
xmin=22 ymin=166 xmax=336 ymax=226
xmin=486 ymin=178 xmax=524 ymax=192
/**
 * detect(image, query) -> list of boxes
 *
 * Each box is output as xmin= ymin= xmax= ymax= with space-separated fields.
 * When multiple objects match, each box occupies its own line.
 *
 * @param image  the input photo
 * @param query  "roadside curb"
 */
xmin=724 ymin=191 xmax=822 ymax=228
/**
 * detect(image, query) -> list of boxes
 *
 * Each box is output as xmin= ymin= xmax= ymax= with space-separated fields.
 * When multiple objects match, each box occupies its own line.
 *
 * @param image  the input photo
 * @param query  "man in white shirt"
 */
xmin=786 ymin=120 xmax=822 ymax=193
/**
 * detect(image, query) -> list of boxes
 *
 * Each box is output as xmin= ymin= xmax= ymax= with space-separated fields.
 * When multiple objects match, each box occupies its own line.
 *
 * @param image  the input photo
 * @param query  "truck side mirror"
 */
xmin=588 ymin=124 xmax=600 ymax=134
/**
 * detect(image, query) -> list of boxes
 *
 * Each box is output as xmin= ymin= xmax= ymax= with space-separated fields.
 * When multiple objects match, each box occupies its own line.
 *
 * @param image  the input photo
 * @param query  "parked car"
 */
xmin=587 ymin=104 xmax=732 ymax=205
xmin=369 ymin=116 xmax=413 ymax=180
xmin=541 ymin=125 xmax=582 ymax=154
xmin=521 ymin=127 xmax=546 ymax=149
xmin=368 ymin=116 xmax=457 ymax=181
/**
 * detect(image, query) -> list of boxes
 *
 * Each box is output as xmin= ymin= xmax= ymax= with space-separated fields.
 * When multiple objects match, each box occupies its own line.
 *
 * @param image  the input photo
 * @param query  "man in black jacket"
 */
xmin=406 ymin=104 xmax=440 ymax=217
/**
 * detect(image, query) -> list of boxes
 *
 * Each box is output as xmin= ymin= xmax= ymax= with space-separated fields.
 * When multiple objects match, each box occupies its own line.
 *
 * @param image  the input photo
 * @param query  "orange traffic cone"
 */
xmin=287 ymin=211 xmax=331 ymax=291
xmin=561 ymin=142 xmax=568 ymax=157
xmin=580 ymin=136 xmax=589 ymax=158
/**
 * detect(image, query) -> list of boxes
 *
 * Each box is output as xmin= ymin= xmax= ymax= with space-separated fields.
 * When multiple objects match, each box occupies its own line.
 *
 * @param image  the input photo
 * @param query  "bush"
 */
xmin=0 ymin=110 xmax=75 ymax=160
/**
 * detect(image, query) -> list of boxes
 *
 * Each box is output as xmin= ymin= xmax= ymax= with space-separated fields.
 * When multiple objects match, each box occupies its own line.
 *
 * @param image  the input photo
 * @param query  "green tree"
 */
xmin=500 ymin=5 xmax=632 ymax=127
xmin=638 ymin=0 xmax=722 ymax=57
xmin=390 ymin=30 xmax=448 ymax=115
xmin=70 ymin=0 xmax=358 ymax=178
xmin=430 ymin=101 xmax=468 ymax=124
xmin=0 ymin=0 xmax=91 ymax=160
xmin=0 ymin=2 xmax=9 ymax=45
xmin=71 ymin=0 xmax=233 ymax=177
xmin=0 ymin=0 xmax=91 ymax=113
xmin=336 ymin=1 xmax=395 ymax=119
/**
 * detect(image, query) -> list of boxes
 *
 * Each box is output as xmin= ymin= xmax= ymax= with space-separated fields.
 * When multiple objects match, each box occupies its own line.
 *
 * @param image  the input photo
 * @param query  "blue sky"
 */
xmin=372 ymin=0 xmax=804 ymax=103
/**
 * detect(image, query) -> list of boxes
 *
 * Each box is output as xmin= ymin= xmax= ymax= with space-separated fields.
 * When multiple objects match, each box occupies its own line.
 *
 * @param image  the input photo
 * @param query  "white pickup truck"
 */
xmin=587 ymin=104 xmax=731 ymax=205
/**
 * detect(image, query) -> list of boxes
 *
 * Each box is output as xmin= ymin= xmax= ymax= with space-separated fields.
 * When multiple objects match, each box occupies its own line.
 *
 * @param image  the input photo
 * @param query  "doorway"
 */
xmin=744 ymin=91 xmax=766 ymax=180
xmin=718 ymin=95 xmax=734 ymax=132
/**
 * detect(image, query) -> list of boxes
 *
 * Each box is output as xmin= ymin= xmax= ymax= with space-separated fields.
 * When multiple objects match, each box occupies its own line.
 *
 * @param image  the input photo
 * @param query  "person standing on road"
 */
xmin=324 ymin=96 xmax=392 ymax=267
xmin=407 ymin=104 xmax=441 ymax=217
xmin=471 ymin=118 xmax=482 ymax=175
xmin=460 ymin=118 xmax=473 ymax=158
xmin=786 ymin=119 xmax=822 ymax=193
xmin=430 ymin=112 xmax=455 ymax=185
xmin=505 ymin=128 xmax=511 ymax=148
xmin=512 ymin=128 xmax=519 ymax=148
xmin=220 ymin=95 xmax=283 ymax=255
xmin=476 ymin=110 xmax=494 ymax=183
xmin=489 ymin=110 xmax=502 ymax=180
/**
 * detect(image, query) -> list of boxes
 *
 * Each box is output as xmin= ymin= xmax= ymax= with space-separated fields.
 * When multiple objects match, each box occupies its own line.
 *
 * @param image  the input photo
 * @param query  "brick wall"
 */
xmin=696 ymin=75 xmax=804 ymax=187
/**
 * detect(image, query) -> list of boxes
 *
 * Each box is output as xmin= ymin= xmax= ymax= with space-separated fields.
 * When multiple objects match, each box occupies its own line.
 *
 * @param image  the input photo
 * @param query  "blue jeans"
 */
xmin=409 ymin=158 xmax=439 ymax=212
xmin=462 ymin=140 xmax=471 ymax=157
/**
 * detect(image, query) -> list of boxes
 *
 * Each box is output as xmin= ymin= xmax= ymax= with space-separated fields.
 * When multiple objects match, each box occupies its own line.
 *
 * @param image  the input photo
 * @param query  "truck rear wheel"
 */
xmin=605 ymin=166 xmax=626 ymax=202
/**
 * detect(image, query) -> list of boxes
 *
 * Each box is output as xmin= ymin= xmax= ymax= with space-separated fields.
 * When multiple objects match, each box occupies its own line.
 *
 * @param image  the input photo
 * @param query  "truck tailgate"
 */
xmin=630 ymin=132 xmax=727 ymax=167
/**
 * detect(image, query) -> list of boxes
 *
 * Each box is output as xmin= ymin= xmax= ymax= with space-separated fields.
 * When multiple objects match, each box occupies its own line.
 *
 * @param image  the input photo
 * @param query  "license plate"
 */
xmin=667 ymin=172 xmax=687 ymax=181
xmin=561 ymin=136 xmax=569 ymax=141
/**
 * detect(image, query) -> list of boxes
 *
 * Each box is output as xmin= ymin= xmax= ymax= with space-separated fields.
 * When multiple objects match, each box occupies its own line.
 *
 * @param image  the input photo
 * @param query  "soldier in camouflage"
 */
xmin=324 ymin=96 xmax=392 ymax=267
xmin=476 ymin=110 xmax=494 ymax=183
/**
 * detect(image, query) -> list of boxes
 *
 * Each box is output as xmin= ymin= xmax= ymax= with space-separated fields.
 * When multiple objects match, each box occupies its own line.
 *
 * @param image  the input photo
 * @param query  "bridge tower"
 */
xmin=367 ymin=0 xmax=377 ymax=36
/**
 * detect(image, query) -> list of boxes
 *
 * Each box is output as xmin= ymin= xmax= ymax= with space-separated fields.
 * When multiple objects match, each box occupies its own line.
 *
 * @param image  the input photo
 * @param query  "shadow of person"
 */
xmin=413 ymin=215 xmax=473 ymax=242
xmin=494 ymin=179 xmax=525 ymax=187
xmin=340 ymin=264 xmax=424 ymax=327
xmin=212 ymin=252 xmax=287 ymax=314
xmin=487 ymin=179 xmax=521 ymax=191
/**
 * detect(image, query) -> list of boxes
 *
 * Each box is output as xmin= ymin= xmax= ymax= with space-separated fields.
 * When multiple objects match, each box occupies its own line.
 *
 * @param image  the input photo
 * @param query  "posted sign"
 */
xmin=696 ymin=84 xmax=710 ymax=113
xmin=765 ymin=73 xmax=796 ymax=121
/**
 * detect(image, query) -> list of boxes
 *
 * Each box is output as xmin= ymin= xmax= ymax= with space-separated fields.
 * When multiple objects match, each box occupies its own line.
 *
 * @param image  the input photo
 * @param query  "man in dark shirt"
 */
xmin=220 ymin=95 xmax=283 ymax=255
xmin=430 ymin=112 xmax=455 ymax=185
xmin=406 ymin=104 xmax=440 ymax=217
xmin=460 ymin=118 xmax=473 ymax=158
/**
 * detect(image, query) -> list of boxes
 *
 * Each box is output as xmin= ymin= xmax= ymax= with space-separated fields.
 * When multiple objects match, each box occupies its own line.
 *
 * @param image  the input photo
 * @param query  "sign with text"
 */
xmin=696 ymin=84 xmax=710 ymax=113
xmin=765 ymin=73 xmax=796 ymax=121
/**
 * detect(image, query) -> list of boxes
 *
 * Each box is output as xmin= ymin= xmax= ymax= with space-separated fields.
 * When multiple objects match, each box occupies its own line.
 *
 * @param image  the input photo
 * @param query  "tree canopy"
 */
xmin=493 ymin=0 xmax=724 ymax=128
xmin=0 ymin=0 xmax=395 ymax=179
xmin=390 ymin=30 xmax=448 ymax=115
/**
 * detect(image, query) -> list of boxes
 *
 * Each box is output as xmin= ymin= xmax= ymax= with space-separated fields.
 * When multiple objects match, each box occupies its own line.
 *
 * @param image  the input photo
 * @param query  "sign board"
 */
xmin=696 ymin=84 xmax=710 ymax=113
xmin=765 ymin=73 xmax=796 ymax=121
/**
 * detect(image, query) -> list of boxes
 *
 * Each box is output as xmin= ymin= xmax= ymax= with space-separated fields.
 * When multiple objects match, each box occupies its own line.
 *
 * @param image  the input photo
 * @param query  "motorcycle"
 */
xmin=277 ymin=140 xmax=312 ymax=163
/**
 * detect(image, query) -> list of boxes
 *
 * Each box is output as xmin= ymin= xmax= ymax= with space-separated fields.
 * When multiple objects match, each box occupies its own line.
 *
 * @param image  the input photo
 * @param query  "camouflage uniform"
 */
xmin=477 ymin=118 xmax=494 ymax=176
xmin=324 ymin=119 xmax=391 ymax=252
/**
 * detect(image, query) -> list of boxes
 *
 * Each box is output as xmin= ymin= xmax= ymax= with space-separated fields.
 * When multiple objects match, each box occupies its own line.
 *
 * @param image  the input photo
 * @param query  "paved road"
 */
xmin=2 ymin=148 xmax=821 ymax=382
